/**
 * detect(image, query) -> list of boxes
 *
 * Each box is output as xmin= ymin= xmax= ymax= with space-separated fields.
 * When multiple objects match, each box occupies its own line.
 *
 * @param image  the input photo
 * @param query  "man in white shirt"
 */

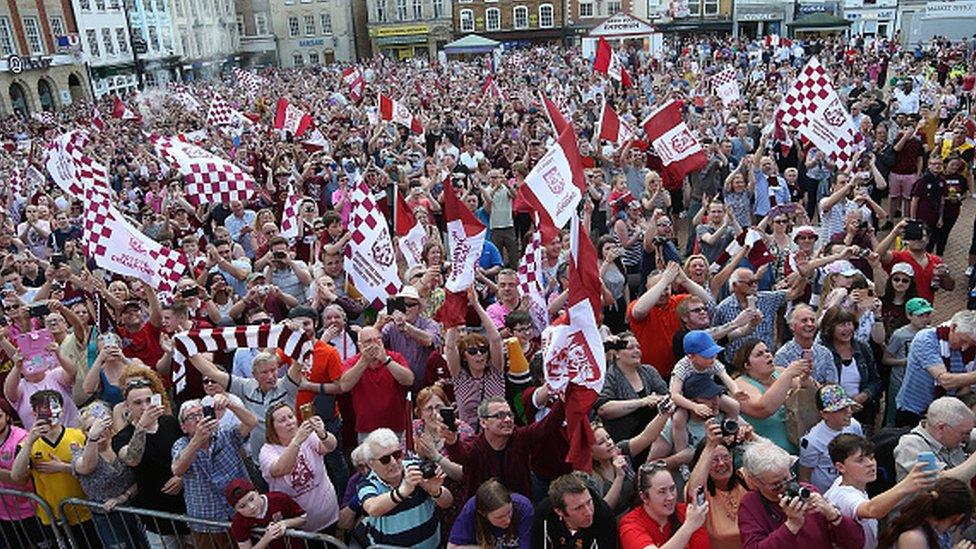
xmin=825 ymin=433 xmax=936 ymax=549
xmin=893 ymin=80 xmax=920 ymax=115
xmin=799 ymin=385 xmax=864 ymax=493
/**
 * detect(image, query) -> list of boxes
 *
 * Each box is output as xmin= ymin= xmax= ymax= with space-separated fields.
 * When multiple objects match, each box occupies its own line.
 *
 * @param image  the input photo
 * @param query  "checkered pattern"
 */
xmin=344 ymin=178 xmax=401 ymax=309
xmin=279 ymin=182 xmax=300 ymax=239
xmin=31 ymin=111 xmax=56 ymax=126
xmin=710 ymin=67 xmax=740 ymax=106
xmin=234 ymin=69 xmax=266 ymax=97
xmin=776 ymin=57 xmax=857 ymax=167
xmin=154 ymin=136 xmax=256 ymax=206
xmin=517 ymin=224 xmax=548 ymax=333
xmin=173 ymin=92 xmax=201 ymax=112
xmin=206 ymin=93 xmax=237 ymax=127
xmin=172 ymin=324 xmax=311 ymax=393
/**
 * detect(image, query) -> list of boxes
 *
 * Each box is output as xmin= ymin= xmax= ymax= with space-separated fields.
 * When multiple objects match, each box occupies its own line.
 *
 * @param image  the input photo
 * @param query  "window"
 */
xmin=376 ymin=0 xmax=387 ymax=22
xmin=304 ymin=15 xmax=315 ymax=35
xmin=579 ymin=2 xmax=592 ymax=16
xmin=320 ymin=14 xmax=332 ymax=33
xmin=156 ymin=0 xmax=164 ymax=11
xmin=432 ymin=0 xmax=443 ymax=17
xmin=102 ymin=28 xmax=115 ymax=54
xmin=459 ymin=9 xmax=473 ymax=31
xmin=395 ymin=0 xmax=407 ymax=20
xmin=288 ymin=16 xmax=299 ymax=37
xmin=50 ymin=16 xmax=65 ymax=38
xmin=180 ymin=33 xmax=188 ymax=55
xmin=23 ymin=17 xmax=43 ymax=54
xmin=293 ymin=52 xmax=303 ymax=66
xmin=703 ymin=0 xmax=718 ymax=15
xmin=173 ymin=0 xmax=182 ymax=15
xmin=608 ymin=0 xmax=621 ymax=13
xmin=86 ymin=29 xmax=99 ymax=56
xmin=95 ymin=0 xmax=105 ymax=10
xmin=236 ymin=15 xmax=244 ymax=36
xmin=0 ymin=17 xmax=13 ymax=55
xmin=513 ymin=5 xmax=527 ymax=28
xmin=539 ymin=4 xmax=553 ymax=27
xmin=412 ymin=0 xmax=422 ymax=19
xmin=80 ymin=0 xmax=91 ymax=10
xmin=486 ymin=8 xmax=500 ymax=30
xmin=148 ymin=26 xmax=159 ymax=50
xmin=309 ymin=51 xmax=319 ymax=64
xmin=688 ymin=0 xmax=699 ymax=16
xmin=255 ymin=13 xmax=269 ymax=35
xmin=116 ymin=28 xmax=128 ymax=53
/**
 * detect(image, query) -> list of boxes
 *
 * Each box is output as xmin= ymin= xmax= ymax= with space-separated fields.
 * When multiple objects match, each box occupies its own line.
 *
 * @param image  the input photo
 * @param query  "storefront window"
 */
xmin=37 ymin=79 xmax=56 ymax=112
xmin=9 ymin=83 xmax=28 ymax=116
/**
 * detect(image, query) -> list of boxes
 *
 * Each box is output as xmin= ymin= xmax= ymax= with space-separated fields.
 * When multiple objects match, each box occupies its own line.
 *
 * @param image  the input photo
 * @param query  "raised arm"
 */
xmin=469 ymin=289 xmax=503 ymax=372
xmin=187 ymin=353 xmax=231 ymax=390
xmin=631 ymin=262 xmax=680 ymax=321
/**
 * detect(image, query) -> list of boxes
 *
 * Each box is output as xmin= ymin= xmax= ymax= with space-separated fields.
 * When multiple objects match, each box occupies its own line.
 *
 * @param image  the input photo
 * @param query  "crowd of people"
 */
xmin=0 ymin=29 xmax=975 ymax=549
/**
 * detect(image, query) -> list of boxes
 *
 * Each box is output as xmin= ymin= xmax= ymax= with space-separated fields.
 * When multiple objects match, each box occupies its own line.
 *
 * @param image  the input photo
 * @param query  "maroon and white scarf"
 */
xmin=936 ymin=322 xmax=976 ymax=373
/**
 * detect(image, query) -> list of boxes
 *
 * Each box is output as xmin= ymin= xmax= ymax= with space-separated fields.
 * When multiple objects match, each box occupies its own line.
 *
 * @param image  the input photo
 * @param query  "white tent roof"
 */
xmin=587 ymin=12 xmax=657 ymax=38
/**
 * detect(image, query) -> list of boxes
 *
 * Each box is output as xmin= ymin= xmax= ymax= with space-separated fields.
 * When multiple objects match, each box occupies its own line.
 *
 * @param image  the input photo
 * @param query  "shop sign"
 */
xmin=738 ymin=11 xmax=780 ymax=21
xmin=7 ymin=54 xmax=52 ymax=74
xmin=372 ymin=24 xmax=428 ymax=37
xmin=589 ymin=11 xmax=656 ymax=36
xmin=923 ymin=1 xmax=976 ymax=19
xmin=298 ymin=38 xmax=324 ymax=47
xmin=798 ymin=2 xmax=838 ymax=15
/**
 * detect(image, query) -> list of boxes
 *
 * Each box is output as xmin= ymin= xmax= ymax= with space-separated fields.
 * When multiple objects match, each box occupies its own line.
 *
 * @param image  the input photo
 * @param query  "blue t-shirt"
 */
xmin=479 ymin=240 xmax=503 ymax=271
xmin=449 ymin=492 xmax=534 ymax=549
xmin=896 ymin=328 xmax=962 ymax=414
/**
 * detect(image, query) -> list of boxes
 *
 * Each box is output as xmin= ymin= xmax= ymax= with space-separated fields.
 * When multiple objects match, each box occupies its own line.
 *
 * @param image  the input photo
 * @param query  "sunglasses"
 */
xmin=375 ymin=449 xmax=402 ymax=465
xmin=687 ymin=306 xmax=707 ymax=314
xmin=773 ymin=219 xmax=789 ymax=224
xmin=465 ymin=345 xmax=490 ymax=355
xmin=202 ymin=378 xmax=218 ymax=386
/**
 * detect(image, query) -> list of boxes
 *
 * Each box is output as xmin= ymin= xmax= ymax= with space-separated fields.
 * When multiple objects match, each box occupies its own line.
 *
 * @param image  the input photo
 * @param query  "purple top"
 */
xmin=738 ymin=484 xmax=865 ymax=549
xmin=381 ymin=317 xmax=442 ymax=391
xmin=449 ymin=492 xmax=534 ymax=549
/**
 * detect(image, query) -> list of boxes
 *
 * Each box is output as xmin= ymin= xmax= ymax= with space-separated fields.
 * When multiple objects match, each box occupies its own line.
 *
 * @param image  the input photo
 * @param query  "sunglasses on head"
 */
xmin=465 ymin=345 xmax=489 ymax=355
xmin=375 ymin=449 xmax=402 ymax=465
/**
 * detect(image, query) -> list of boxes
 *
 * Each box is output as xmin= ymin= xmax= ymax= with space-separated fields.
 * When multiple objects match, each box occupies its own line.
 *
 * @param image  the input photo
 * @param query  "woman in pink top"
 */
xmin=259 ymin=402 xmax=340 ymax=535
xmin=1 ymin=319 xmax=80 ymax=429
xmin=0 ymin=406 xmax=38 ymax=538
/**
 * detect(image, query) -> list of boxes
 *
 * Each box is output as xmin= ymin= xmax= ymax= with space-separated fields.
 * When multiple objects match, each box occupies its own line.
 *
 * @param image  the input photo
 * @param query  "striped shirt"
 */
xmin=896 ymin=328 xmax=961 ymax=414
xmin=357 ymin=460 xmax=439 ymax=549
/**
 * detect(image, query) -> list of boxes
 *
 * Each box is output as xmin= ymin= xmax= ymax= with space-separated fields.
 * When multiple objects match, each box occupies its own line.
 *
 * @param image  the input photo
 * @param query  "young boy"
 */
xmin=824 ymin=434 xmax=936 ymax=549
xmin=227 ymin=478 xmax=307 ymax=549
xmin=882 ymin=297 xmax=932 ymax=426
xmin=799 ymin=385 xmax=864 ymax=493
xmin=669 ymin=331 xmax=743 ymax=455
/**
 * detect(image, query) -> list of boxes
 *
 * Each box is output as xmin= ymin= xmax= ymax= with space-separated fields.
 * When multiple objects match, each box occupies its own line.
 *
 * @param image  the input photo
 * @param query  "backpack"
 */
xmin=866 ymin=426 xmax=915 ymax=497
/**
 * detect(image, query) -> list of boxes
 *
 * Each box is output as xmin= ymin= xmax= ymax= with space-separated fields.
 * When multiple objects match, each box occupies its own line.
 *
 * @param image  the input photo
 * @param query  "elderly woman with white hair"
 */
xmin=738 ymin=441 xmax=865 ymax=548
xmin=357 ymin=428 xmax=453 ymax=549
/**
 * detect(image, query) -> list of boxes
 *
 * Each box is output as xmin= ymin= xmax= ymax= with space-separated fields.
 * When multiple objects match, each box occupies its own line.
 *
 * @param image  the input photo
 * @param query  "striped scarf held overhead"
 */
xmin=172 ymin=324 xmax=312 ymax=392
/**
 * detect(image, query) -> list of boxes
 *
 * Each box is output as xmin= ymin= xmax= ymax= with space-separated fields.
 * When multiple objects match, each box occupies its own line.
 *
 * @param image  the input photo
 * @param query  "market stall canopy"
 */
xmin=587 ymin=11 xmax=657 ymax=39
xmin=443 ymin=34 xmax=501 ymax=55
xmin=788 ymin=12 xmax=853 ymax=31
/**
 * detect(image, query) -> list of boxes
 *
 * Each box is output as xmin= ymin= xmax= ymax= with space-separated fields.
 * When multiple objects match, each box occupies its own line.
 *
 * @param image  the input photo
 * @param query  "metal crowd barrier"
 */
xmin=0 ymin=487 xmax=70 ymax=549
xmin=56 ymin=497 xmax=349 ymax=549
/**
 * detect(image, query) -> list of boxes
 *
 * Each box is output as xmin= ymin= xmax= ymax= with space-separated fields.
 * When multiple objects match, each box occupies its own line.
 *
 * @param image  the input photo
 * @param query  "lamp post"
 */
xmin=121 ymin=0 xmax=146 ymax=89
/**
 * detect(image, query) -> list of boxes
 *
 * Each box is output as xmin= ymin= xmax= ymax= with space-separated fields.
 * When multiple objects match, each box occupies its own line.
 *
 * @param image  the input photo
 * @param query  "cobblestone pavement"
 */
xmin=930 ymin=197 xmax=973 ymax=323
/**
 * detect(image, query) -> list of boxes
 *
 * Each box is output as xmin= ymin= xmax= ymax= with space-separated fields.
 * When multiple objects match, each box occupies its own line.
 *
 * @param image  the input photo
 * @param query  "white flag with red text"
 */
xmin=641 ymin=100 xmax=708 ymax=182
xmin=434 ymin=181 xmax=486 ymax=328
xmin=379 ymin=93 xmax=423 ymax=134
xmin=343 ymin=178 xmax=401 ymax=309
xmin=273 ymin=98 xmax=314 ymax=138
xmin=523 ymin=125 xmax=586 ymax=229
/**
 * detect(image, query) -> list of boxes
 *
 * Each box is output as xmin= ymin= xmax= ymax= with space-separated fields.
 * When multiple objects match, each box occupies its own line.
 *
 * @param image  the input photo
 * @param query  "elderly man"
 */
xmin=379 ymin=286 xmax=441 ymax=391
xmin=172 ymin=394 xmax=258 ymax=548
xmin=358 ymin=428 xmax=452 ymax=549
xmin=339 ymin=327 xmax=414 ymax=442
xmin=714 ymin=267 xmax=801 ymax=362
xmin=773 ymin=304 xmax=836 ymax=383
xmin=894 ymin=310 xmax=976 ymax=427
xmin=738 ymin=441 xmax=864 ymax=548
xmin=894 ymin=396 xmax=976 ymax=482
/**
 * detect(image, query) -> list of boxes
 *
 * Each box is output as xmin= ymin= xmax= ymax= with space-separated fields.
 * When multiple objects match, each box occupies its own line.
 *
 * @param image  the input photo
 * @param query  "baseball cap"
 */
xmin=817 ymin=384 xmax=856 ymax=413
xmin=891 ymin=262 xmax=915 ymax=277
xmin=395 ymin=285 xmax=421 ymax=301
xmin=225 ymin=478 xmax=255 ymax=508
xmin=683 ymin=373 xmax=726 ymax=400
xmin=683 ymin=330 xmax=724 ymax=359
xmin=287 ymin=306 xmax=317 ymax=321
xmin=246 ymin=272 xmax=266 ymax=284
xmin=121 ymin=300 xmax=141 ymax=312
xmin=791 ymin=225 xmax=819 ymax=242
xmin=905 ymin=297 xmax=934 ymax=316
xmin=825 ymin=260 xmax=860 ymax=277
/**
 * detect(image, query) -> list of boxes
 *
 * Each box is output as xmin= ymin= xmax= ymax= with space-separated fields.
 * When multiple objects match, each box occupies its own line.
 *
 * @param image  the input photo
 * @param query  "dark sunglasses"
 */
xmin=465 ymin=345 xmax=489 ymax=355
xmin=202 ymin=378 xmax=218 ymax=386
xmin=375 ymin=449 xmax=402 ymax=465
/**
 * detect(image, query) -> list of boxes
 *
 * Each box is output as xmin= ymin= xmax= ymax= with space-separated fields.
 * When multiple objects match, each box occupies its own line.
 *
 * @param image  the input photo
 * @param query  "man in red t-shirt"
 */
xmin=227 ymin=478 xmax=306 ymax=549
xmin=115 ymin=280 xmax=165 ymax=380
xmin=338 ymin=326 xmax=414 ymax=442
xmin=877 ymin=218 xmax=955 ymax=303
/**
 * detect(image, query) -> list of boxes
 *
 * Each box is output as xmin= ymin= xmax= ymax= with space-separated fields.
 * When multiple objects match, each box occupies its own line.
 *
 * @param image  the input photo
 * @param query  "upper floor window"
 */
xmin=459 ymin=9 xmax=473 ymax=31
xmin=486 ymin=8 xmax=500 ymax=30
xmin=513 ymin=6 xmax=527 ymax=28
xmin=539 ymin=4 xmax=553 ymax=27
xmin=23 ymin=17 xmax=44 ymax=54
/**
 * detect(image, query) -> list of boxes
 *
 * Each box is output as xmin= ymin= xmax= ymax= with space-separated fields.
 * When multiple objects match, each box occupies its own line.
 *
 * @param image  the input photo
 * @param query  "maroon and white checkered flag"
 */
xmin=344 ymin=177 xmax=401 ymax=309
xmin=517 ymin=221 xmax=548 ymax=334
xmin=154 ymin=136 xmax=256 ymax=206
xmin=31 ymin=111 xmax=56 ymax=126
xmin=279 ymin=182 xmax=300 ymax=240
xmin=710 ymin=67 xmax=740 ymax=106
xmin=234 ymin=68 xmax=266 ymax=97
xmin=776 ymin=57 xmax=858 ymax=168
xmin=172 ymin=323 xmax=311 ymax=393
xmin=206 ymin=93 xmax=239 ymax=127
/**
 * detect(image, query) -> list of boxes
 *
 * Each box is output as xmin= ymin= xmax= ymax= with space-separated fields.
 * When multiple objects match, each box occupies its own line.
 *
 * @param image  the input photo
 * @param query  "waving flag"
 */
xmin=596 ymin=100 xmax=636 ymax=150
xmin=342 ymin=67 xmax=365 ymax=104
xmin=541 ymin=212 xmax=605 ymax=471
xmin=344 ymin=178 xmax=401 ymax=309
xmin=207 ymin=93 xmax=241 ymax=127
xmin=517 ymin=221 xmax=548 ymax=334
xmin=234 ymin=68 xmax=267 ymax=97
xmin=523 ymin=125 xmax=586 ymax=229
xmin=435 ymin=181 xmax=486 ymax=328
xmin=395 ymin=189 xmax=427 ymax=270
xmin=776 ymin=57 xmax=858 ymax=168
xmin=482 ymin=75 xmax=502 ymax=99
xmin=379 ymin=93 xmax=423 ymax=134
xmin=153 ymin=136 xmax=256 ymax=206
xmin=111 ymin=96 xmax=138 ymax=120
xmin=710 ymin=228 xmax=775 ymax=273
xmin=273 ymin=98 xmax=314 ymax=138
xmin=279 ymin=183 xmax=301 ymax=240
xmin=641 ymin=100 xmax=708 ymax=182
xmin=710 ymin=67 xmax=740 ymax=107
xmin=593 ymin=37 xmax=632 ymax=88
xmin=92 ymin=106 xmax=105 ymax=131
xmin=540 ymin=91 xmax=569 ymax=136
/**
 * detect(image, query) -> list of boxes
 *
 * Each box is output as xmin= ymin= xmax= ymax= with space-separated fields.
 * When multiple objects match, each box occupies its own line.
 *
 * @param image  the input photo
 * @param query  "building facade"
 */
xmin=171 ymin=0 xmax=240 ymax=79
xmin=453 ymin=0 xmax=565 ymax=47
xmin=123 ymin=0 xmax=179 ymax=86
xmin=843 ymin=0 xmax=896 ymax=39
xmin=270 ymin=0 xmax=355 ymax=67
xmin=234 ymin=0 xmax=275 ymax=66
xmin=0 ymin=0 xmax=91 ymax=114
xmin=733 ymin=0 xmax=791 ymax=37
xmin=72 ymin=0 xmax=138 ymax=97
xmin=366 ymin=0 xmax=452 ymax=59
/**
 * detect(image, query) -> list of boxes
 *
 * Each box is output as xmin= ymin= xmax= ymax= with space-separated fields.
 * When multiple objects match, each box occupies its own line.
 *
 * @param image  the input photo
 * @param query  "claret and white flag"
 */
xmin=395 ymin=189 xmax=427 ymax=270
xmin=153 ymin=136 xmax=256 ymax=206
xmin=523 ymin=125 xmax=586 ymax=229
xmin=776 ymin=57 xmax=858 ymax=168
xmin=641 ymin=100 xmax=708 ymax=182
xmin=435 ymin=180 xmax=486 ymax=328
xmin=342 ymin=67 xmax=365 ymax=104
xmin=593 ymin=36 xmax=632 ymax=88
xmin=273 ymin=98 xmax=314 ymax=138
xmin=344 ymin=178 xmax=401 ymax=309
xmin=379 ymin=93 xmax=424 ymax=134
xmin=711 ymin=67 xmax=740 ymax=107
xmin=517 ymin=221 xmax=548 ymax=334
xmin=596 ymin=99 xmax=636 ymax=150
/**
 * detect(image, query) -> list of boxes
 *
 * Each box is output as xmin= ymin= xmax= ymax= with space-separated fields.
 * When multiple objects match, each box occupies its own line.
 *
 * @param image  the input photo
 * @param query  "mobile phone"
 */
xmin=273 ymin=251 xmax=287 ymax=260
xmin=300 ymin=403 xmax=315 ymax=421
xmin=49 ymin=397 xmax=62 ymax=421
xmin=99 ymin=333 xmax=122 ymax=348
xmin=696 ymin=486 xmax=706 ymax=507
xmin=202 ymin=404 xmax=216 ymax=420
xmin=917 ymin=451 xmax=938 ymax=472
xmin=386 ymin=296 xmax=406 ymax=315
xmin=50 ymin=253 xmax=66 ymax=267
xmin=150 ymin=394 xmax=162 ymax=407
xmin=29 ymin=304 xmax=50 ymax=318
xmin=180 ymin=287 xmax=199 ymax=298
xmin=746 ymin=296 xmax=757 ymax=310
xmin=904 ymin=220 xmax=924 ymax=241
xmin=439 ymin=407 xmax=458 ymax=432
xmin=657 ymin=396 xmax=674 ymax=415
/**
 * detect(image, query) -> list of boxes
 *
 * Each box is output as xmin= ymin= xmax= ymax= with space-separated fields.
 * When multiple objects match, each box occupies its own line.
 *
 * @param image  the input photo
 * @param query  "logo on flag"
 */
xmin=523 ymin=126 xmax=586 ymax=229
xmin=154 ymin=136 xmax=256 ymax=206
xmin=641 ymin=100 xmax=708 ymax=182
xmin=344 ymin=178 xmax=401 ymax=308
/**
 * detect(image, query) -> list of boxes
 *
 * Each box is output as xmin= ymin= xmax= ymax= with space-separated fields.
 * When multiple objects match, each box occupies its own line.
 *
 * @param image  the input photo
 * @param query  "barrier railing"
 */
xmin=57 ymin=497 xmax=348 ymax=549
xmin=0 ymin=487 xmax=70 ymax=549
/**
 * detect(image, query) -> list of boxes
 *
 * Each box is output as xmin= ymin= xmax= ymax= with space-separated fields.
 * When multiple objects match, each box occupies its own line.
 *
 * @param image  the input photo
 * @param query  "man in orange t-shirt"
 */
xmin=628 ymin=262 xmax=712 ymax=378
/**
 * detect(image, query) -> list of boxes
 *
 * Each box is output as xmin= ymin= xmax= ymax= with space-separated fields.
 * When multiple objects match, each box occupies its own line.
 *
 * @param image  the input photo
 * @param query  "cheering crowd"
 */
xmin=0 ymin=29 xmax=975 ymax=549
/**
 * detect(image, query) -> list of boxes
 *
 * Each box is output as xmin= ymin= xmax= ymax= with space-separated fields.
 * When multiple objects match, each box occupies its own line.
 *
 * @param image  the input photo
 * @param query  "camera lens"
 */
xmin=721 ymin=418 xmax=739 ymax=436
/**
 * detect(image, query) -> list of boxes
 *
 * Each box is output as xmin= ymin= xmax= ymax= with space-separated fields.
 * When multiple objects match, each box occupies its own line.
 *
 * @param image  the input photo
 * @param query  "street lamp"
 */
xmin=121 ymin=0 xmax=146 ymax=89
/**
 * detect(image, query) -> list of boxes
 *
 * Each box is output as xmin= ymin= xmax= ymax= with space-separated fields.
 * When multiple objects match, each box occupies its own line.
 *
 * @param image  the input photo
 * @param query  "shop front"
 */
xmin=370 ymin=24 xmax=433 ymax=59
xmin=844 ymin=7 xmax=896 ymax=39
xmin=581 ymin=12 xmax=662 ymax=59
xmin=734 ymin=4 xmax=787 ymax=38
xmin=0 ymin=54 xmax=89 ymax=115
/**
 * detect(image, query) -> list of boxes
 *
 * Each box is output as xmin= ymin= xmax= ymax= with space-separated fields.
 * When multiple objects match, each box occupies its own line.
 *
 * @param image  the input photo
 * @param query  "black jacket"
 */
xmin=531 ymin=487 xmax=618 ymax=548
